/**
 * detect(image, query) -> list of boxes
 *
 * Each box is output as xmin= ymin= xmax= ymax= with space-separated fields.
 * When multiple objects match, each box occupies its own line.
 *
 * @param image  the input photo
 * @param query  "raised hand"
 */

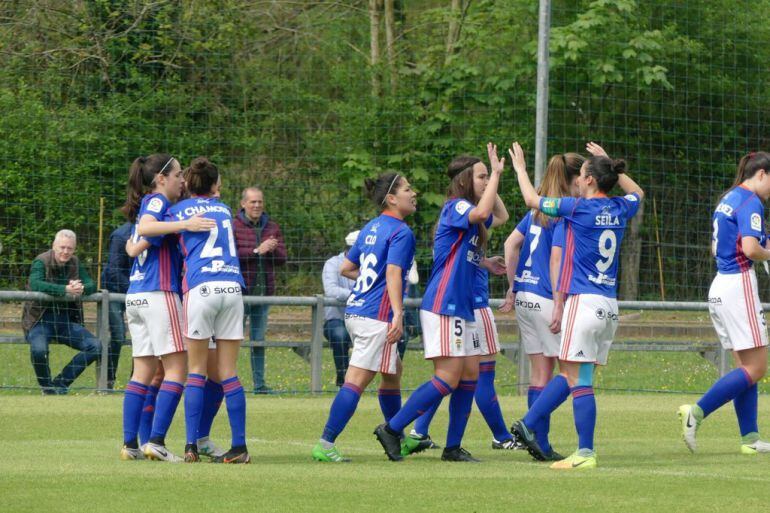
xmin=586 ymin=141 xmax=609 ymax=158
xmin=508 ymin=142 xmax=527 ymax=174
xmin=487 ymin=142 xmax=506 ymax=174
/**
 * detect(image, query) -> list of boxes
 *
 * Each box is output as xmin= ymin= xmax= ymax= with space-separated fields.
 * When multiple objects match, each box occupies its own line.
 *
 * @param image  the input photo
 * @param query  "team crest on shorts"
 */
xmin=199 ymin=285 xmax=211 ymax=297
xmin=455 ymin=337 xmax=463 ymax=349
xmin=595 ymin=308 xmax=606 ymax=320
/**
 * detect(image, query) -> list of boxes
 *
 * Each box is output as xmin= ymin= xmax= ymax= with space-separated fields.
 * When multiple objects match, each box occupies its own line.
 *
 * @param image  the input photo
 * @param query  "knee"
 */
xmin=88 ymin=339 xmax=102 ymax=356
xmin=745 ymin=362 xmax=767 ymax=383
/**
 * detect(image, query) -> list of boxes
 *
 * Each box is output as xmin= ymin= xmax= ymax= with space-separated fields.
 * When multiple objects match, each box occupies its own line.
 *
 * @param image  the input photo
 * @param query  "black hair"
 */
xmin=584 ymin=156 xmax=626 ymax=193
xmin=364 ymin=172 xmax=404 ymax=207
xmin=185 ymin=157 xmax=219 ymax=195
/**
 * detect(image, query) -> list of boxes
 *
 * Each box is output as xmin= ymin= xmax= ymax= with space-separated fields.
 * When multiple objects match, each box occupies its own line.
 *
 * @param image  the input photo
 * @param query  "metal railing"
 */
xmin=0 ymin=290 xmax=731 ymax=394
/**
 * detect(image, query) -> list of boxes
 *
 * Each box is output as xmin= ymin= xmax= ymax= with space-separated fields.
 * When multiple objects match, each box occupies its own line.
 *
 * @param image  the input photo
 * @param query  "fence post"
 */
xmin=717 ymin=345 xmax=730 ymax=377
xmin=310 ymin=294 xmax=324 ymax=393
xmin=533 ymin=0 xmax=552 ymax=186
xmin=96 ymin=290 xmax=111 ymax=391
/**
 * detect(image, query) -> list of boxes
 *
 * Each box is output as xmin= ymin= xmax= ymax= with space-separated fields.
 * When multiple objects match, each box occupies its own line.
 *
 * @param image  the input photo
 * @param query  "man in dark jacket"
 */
xmin=100 ymin=221 xmax=133 ymax=389
xmin=233 ymin=187 xmax=287 ymax=394
xmin=23 ymin=229 xmax=101 ymax=394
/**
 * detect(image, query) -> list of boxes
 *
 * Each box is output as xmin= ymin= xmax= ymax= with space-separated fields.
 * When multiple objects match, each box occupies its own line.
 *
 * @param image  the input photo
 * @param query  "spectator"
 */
xmin=101 ymin=221 xmax=133 ymax=389
xmin=23 ymin=229 xmax=101 ymax=394
xmin=322 ymin=230 xmax=358 ymax=387
xmin=233 ymin=187 xmax=287 ymax=394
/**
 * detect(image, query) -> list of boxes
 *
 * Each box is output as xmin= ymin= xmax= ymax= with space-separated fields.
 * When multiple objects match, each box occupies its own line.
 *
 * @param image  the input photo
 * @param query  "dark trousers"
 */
xmin=323 ymin=318 xmax=351 ymax=386
xmin=27 ymin=311 xmax=101 ymax=391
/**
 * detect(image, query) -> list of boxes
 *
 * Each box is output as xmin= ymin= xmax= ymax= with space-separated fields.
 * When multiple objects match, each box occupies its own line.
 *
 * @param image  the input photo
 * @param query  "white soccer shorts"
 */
xmin=708 ymin=269 xmax=768 ymax=351
xmin=345 ymin=315 xmax=399 ymax=375
xmin=421 ymin=310 xmax=481 ymax=359
xmin=559 ymin=293 xmax=618 ymax=365
xmin=126 ymin=291 xmax=185 ymax=357
xmin=514 ymin=291 xmax=560 ymax=357
xmin=475 ymin=307 xmax=501 ymax=356
xmin=183 ymin=281 xmax=244 ymax=341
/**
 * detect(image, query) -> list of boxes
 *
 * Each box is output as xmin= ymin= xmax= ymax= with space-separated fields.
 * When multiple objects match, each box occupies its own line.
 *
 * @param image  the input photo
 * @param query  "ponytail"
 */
xmin=534 ymin=152 xmax=585 ymax=226
xmin=731 ymin=152 xmax=770 ymax=189
xmin=120 ymin=153 xmax=174 ymax=223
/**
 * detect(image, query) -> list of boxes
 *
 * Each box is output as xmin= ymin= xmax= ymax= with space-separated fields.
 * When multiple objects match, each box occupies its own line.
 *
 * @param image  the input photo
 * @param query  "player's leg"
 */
xmin=526 ymin=353 xmax=562 ymax=458
xmin=197 ymin=346 xmax=226 ymax=459
xmin=212 ymin=338 xmax=250 ymax=463
xmin=139 ymin=361 xmax=163 ymax=446
xmin=121 ymin=356 xmax=157 ymax=460
xmin=549 ymin=360 xmax=597 ymax=470
xmin=442 ymin=354 xmax=481 ymax=462
xmin=733 ymin=347 xmax=770 ymax=453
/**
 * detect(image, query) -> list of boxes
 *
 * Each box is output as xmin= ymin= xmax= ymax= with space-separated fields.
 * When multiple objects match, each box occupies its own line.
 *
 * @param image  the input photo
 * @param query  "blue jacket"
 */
xmin=101 ymin=222 xmax=134 ymax=293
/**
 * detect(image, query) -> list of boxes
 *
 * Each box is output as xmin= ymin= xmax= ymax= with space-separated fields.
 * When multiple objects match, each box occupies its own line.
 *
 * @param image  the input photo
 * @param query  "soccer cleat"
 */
xmin=511 ymin=420 xmax=547 ymax=461
xmin=741 ymin=439 xmax=770 ymax=455
xmin=549 ymin=450 xmax=597 ymax=470
xmin=441 ymin=446 xmax=480 ymax=463
xmin=312 ymin=443 xmax=350 ymax=462
xmin=120 ymin=445 xmax=145 ymax=460
xmin=409 ymin=430 xmax=440 ymax=449
xmin=143 ymin=442 xmax=183 ymax=462
xmin=401 ymin=435 xmax=433 ymax=456
xmin=373 ymin=423 xmax=404 ymax=461
xmin=542 ymin=449 xmax=565 ymax=462
xmin=492 ymin=437 xmax=523 ymax=450
xmin=212 ymin=446 xmax=251 ymax=464
xmin=197 ymin=437 xmax=226 ymax=459
xmin=678 ymin=404 xmax=700 ymax=453
xmin=184 ymin=444 xmax=200 ymax=463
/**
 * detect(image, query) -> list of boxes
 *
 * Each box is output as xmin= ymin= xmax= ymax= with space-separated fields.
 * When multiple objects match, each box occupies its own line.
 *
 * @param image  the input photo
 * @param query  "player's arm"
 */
xmin=137 ymin=213 xmax=215 ymax=238
xmin=499 ymin=229 xmax=524 ymax=313
xmin=509 ymin=142 xmax=542 ymax=210
xmin=340 ymin=257 xmax=360 ymax=280
xmin=125 ymin=237 xmax=151 ymax=258
xmin=586 ymin=142 xmax=645 ymax=200
xmin=491 ymin=195 xmax=509 ymax=228
xmin=550 ymin=246 xmax=565 ymax=334
xmin=385 ymin=264 xmax=404 ymax=344
xmin=468 ymin=142 xmax=505 ymax=224
xmin=742 ymin=237 xmax=770 ymax=261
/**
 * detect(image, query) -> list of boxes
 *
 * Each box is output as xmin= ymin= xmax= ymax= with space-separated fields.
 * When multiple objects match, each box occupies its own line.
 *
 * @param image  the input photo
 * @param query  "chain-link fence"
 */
xmin=1 ymin=1 xmax=768 ymax=393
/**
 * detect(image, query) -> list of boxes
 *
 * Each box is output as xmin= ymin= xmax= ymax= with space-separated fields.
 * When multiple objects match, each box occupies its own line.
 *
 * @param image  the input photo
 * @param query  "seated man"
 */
xmin=322 ymin=231 xmax=357 ymax=387
xmin=23 ymin=229 xmax=101 ymax=394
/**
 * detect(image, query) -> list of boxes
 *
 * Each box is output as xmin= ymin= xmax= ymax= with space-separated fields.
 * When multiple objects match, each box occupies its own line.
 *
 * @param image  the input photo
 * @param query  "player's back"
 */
xmin=345 ymin=212 xmax=415 ymax=323
xmin=558 ymin=194 xmax=640 ymax=298
xmin=712 ymin=185 xmax=764 ymax=274
xmin=170 ymin=196 xmax=244 ymax=292
xmin=514 ymin=211 xmax=558 ymax=299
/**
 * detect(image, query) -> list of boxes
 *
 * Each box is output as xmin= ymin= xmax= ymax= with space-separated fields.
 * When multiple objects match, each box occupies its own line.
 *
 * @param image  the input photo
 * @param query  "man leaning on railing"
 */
xmin=22 ymin=229 xmax=101 ymax=395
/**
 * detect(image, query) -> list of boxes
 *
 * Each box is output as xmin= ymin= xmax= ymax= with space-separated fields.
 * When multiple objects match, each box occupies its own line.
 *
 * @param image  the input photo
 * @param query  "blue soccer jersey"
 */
xmin=422 ymin=198 xmax=492 ymax=321
xmin=127 ymin=193 xmax=182 ymax=294
xmin=540 ymin=193 xmax=641 ymax=298
xmin=712 ymin=185 xmax=766 ymax=274
xmin=345 ymin=212 xmax=416 ymax=322
xmin=169 ymin=196 xmax=245 ymax=292
xmin=473 ymin=266 xmax=490 ymax=309
xmin=512 ymin=211 xmax=559 ymax=299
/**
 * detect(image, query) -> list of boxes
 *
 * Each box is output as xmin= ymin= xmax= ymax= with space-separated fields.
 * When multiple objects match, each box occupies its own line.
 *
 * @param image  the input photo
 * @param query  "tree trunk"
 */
xmin=384 ymin=0 xmax=397 ymax=94
xmin=620 ymin=200 xmax=644 ymax=300
xmin=445 ymin=0 xmax=463 ymax=65
xmin=369 ymin=0 xmax=382 ymax=97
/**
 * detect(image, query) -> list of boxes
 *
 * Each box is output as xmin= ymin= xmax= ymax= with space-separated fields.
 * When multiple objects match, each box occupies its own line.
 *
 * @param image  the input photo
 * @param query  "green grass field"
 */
xmin=2 ymin=393 xmax=770 ymax=513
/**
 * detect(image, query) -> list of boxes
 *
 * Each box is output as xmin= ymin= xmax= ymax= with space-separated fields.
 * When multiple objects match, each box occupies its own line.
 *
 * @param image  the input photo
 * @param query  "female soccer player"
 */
xmin=509 ymin=141 xmax=644 ymax=469
xmin=499 ymin=152 xmax=583 ymax=460
xmin=119 ymin=154 xmax=215 ymax=462
xmin=311 ymin=172 xmax=418 ymax=462
xmin=374 ymin=143 xmax=507 ymax=462
xmin=169 ymin=157 xmax=249 ymax=464
xmin=679 ymin=152 xmax=770 ymax=454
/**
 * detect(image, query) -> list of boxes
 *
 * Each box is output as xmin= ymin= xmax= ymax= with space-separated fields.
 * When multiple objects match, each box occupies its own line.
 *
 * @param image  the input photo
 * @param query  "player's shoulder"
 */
xmin=445 ymin=197 xmax=473 ymax=216
xmin=141 ymin=193 xmax=169 ymax=214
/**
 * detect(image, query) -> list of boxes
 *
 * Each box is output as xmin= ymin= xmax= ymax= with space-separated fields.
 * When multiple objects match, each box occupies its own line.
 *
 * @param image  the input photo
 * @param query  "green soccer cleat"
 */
xmin=741 ymin=439 xmax=770 ymax=455
xmin=678 ymin=404 xmax=700 ymax=453
xmin=401 ymin=435 xmax=433 ymax=456
xmin=312 ymin=443 xmax=350 ymax=462
xmin=197 ymin=437 xmax=226 ymax=459
xmin=549 ymin=450 xmax=596 ymax=470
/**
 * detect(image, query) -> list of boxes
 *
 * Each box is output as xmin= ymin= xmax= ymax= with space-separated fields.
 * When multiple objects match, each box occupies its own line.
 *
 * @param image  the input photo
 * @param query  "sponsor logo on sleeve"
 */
xmin=455 ymin=201 xmax=471 ymax=215
xmin=147 ymin=197 xmax=164 ymax=213
xmin=751 ymin=213 xmax=762 ymax=232
xmin=542 ymin=198 xmax=557 ymax=210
